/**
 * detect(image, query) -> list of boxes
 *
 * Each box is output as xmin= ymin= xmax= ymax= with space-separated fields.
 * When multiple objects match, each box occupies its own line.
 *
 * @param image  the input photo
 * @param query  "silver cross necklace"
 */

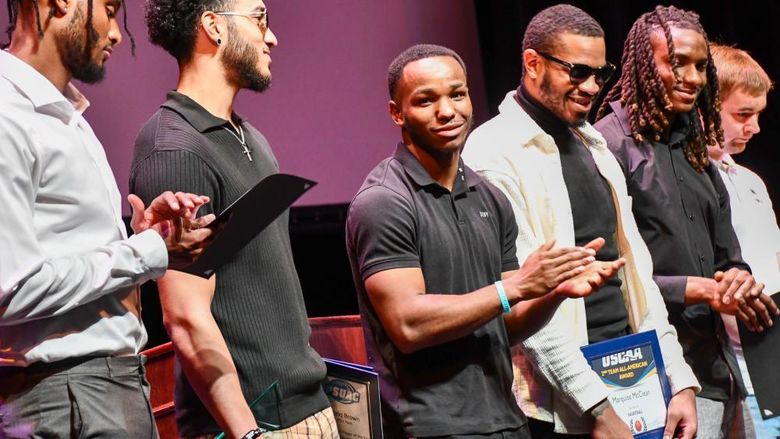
xmin=222 ymin=125 xmax=253 ymax=162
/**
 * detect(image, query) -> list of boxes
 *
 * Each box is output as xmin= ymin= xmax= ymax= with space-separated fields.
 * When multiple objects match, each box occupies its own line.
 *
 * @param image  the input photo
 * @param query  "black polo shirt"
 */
xmin=346 ymin=143 xmax=525 ymax=438
xmin=595 ymin=101 xmax=749 ymax=401
xmin=130 ymin=91 xmax=329 ymax=435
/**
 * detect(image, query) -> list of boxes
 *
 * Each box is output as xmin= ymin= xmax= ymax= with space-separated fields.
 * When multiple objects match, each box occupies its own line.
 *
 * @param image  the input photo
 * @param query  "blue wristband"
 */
xmin=495 ymin=280 xmax=511 ymax=314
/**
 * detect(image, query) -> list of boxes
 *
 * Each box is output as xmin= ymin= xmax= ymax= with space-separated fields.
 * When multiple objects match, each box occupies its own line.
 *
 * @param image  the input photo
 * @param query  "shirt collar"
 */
xmin=393 ymin=142 xmax=480 ymax=194
xmin=515 ymin=84 xmax=569 ymax=135
xmin=608 ymin=101 xmax=633 ymax=137
xmin=607 ymin=100 xmax=689 ymax=147
xmin=0 ymin=50 xmax=89 ymax=120
xmin=161 ymin=90 xmax=244 ymax=132
xmin=713 ymin=153 xmax=738 ymax=174
xmin=498 ymin=90 xmax=609 ymax=153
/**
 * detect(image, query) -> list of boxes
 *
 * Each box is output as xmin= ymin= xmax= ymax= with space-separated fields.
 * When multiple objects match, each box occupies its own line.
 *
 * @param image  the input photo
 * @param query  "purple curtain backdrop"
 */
xmin=1 ymin=1 xmax=488 ymax=213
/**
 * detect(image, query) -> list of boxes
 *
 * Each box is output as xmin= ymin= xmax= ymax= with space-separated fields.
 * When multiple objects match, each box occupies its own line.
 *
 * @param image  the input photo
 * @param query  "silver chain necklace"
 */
xmin=222 ymin=125 xmax=253 ymax=162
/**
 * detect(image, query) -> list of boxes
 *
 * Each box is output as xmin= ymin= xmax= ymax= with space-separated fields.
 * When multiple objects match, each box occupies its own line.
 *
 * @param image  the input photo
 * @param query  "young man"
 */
xmin=133 ymin=1 xmax=335 ymax=438
xmin=347 ymin=43 xmax=622 ymax=438
xmin=595 ymin=5 xmax=780 ymax=438
xmin=0 ymin=0 xmax=213 ymax=437
xmin=464 ymin=5 xmax=698 ymax=438
xmin=707 ymin=43 xmax=780 ymax=438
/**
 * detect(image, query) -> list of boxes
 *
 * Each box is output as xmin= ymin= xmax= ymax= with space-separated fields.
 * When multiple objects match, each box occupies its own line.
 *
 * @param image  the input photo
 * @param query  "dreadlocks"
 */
xmin=3 ymin=0 xmax=135 ymax=55
xmin=596 ymin=5 xmax=722 ymax=172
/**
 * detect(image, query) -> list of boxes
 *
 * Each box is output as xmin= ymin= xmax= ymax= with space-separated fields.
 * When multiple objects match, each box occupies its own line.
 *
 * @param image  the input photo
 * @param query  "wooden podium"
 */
xmin=143 ymin=315 xmax=367 ymax=438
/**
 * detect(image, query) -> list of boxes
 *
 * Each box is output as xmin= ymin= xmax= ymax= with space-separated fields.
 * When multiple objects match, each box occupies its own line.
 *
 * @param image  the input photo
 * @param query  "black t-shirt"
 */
xmin=346 ymin=143 xmax=525 ymax=438
xmin=130 ymin=92 xmax=329 ymax=435
xmin=515 ymin=87 xmax=628 ymax=343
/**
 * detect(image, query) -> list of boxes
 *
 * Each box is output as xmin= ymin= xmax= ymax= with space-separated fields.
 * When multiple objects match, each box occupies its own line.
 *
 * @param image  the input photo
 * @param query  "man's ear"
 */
xmin=199 ymin=10 xmax=223 ymax=46
xmin=523 ymin=49 xmax=543 ymax=80
xmin=50 ymin=0 xmax=69 ymax=17
xmin=389 ymin=100 xmax=404 ymax=128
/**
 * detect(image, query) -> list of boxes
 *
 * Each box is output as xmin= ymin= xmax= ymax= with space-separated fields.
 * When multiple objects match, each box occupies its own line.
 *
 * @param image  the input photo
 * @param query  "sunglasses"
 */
xmin=537 ymin=51 xmax=616 ymax=85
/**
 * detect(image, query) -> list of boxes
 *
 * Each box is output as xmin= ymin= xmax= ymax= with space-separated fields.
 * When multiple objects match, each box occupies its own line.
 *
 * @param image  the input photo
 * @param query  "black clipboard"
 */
xmin=178 ymin=173 xmax=316 ymax=278
xmin=738 ymin=293 xmax=780 ymax=419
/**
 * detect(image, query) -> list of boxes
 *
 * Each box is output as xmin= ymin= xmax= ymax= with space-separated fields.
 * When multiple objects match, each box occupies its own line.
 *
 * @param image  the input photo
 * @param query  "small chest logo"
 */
xmin=479 ymin=211 xmax=490 ymax=218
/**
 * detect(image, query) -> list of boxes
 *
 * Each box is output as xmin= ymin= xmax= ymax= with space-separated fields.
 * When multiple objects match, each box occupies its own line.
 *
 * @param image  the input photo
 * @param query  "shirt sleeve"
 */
xmin=493 ymin=187 xmax=520 ymax=272
xmin=651 ymin=275 xmax=688 ymax=305
xmin=346 ymin=186 xmax=420 ymax=281
xmin=129 ymin=149 xmax=221 ymax=217
xmin=0 ymin=114 xmax=167 ymax=325
xmin=706 ymin=163 xmax=751 ymax=273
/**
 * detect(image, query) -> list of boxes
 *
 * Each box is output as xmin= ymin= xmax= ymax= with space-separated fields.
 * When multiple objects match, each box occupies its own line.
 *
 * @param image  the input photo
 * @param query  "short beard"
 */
xmin=58 ymin=6 xmax=105 ymax=84
xmin=540 ymin=72 xmax=587 ymax=127
xmin=222 ymin=23 xmax=271 ymax=92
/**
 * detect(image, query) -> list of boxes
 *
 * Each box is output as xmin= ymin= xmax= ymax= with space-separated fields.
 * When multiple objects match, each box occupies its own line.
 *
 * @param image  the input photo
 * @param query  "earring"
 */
xmin=216 ymin=38 xmax=222 ymax=46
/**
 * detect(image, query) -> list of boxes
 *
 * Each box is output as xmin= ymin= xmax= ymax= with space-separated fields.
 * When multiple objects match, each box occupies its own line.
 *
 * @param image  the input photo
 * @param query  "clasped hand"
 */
xmin=710 ymin=268 xmax=779 ymax=332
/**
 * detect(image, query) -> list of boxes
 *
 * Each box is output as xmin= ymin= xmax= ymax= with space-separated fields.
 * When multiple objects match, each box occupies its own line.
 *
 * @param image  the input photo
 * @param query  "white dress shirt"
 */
xmin=0 ymin=50 xmax=167 ymax=367
xmin=713 ymin=154 xmax=780 ymax=394
xmin=713 ymin=155 xmax=780 ymax=294
xmin=463 ymin=91 xmax=699 ymax=434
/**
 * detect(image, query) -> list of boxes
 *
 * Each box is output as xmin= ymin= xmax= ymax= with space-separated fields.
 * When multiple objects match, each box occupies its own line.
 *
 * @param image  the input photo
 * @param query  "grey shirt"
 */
xmin=346 ymin=143 xmax=525 ymax=438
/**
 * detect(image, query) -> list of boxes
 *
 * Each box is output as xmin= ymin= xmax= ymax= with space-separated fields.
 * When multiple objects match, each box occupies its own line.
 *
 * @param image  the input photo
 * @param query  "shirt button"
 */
xmin=679 ymin=175 xmax=684 ymax=182
xmin=688 ymin=214 xmax=694 ymax=221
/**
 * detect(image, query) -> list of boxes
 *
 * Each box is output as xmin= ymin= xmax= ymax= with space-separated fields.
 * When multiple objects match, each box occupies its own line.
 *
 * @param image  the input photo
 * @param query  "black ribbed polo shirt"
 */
xmin=130 ymin=91 xmax=329 ymax=435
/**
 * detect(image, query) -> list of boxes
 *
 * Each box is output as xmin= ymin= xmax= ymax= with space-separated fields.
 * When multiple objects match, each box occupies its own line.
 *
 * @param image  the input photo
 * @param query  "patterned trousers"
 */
xmin=188 ymin=407 xmax=340 ymax=439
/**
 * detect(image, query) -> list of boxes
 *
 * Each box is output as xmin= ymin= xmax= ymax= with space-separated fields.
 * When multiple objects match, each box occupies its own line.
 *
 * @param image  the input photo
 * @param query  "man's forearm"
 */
xmin=381 ymin=281 xmax=517 ymax=354
xmin=504 ymin=292 xmax=565 ymax=343
xmin=0 ymin=231 xmax=167 ymax=325
xmin=168 ymin=319 xmax=258 ymax=438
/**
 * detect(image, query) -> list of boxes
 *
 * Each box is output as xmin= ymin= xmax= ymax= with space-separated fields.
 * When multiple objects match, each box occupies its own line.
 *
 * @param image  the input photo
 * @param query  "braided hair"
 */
xmin=596 ymin=5 xmax=721 ymax=172
xmin=3 ymin=0 xmax=135 ymax=55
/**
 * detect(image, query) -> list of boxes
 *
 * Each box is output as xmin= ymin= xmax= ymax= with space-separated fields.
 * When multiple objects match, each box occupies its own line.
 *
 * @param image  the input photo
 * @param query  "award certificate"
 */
xmin=323 ymin=359 xmax=383 ymax=439
xmin=581 ymin=330 xmax=672 ymax=438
